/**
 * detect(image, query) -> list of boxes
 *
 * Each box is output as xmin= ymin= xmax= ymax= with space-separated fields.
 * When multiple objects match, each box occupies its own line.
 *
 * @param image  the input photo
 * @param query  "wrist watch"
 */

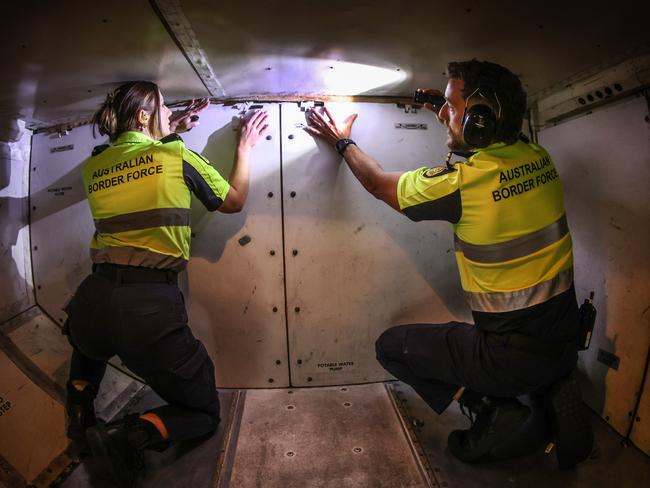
xmin=335 ymin=138 xmax=356 ymax=156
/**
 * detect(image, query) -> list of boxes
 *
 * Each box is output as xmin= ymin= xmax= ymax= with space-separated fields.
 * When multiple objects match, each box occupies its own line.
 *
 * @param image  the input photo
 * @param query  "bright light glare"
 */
xmin=320 ymin=61 xmax=407 ymax=94
xmin=218 ymin=55 xmax=408 ymax=96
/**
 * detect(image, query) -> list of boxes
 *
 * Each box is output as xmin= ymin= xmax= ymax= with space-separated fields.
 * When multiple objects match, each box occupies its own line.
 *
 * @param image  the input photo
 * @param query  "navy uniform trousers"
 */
xmin=66 ymin=264 xmax=220 ymax=442
xmin=375 ymin=288 xmax=580 ymax=414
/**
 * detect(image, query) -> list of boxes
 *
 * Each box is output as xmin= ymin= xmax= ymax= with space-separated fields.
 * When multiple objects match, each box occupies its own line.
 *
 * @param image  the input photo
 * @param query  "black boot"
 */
xmin=65 ymin=381 xmax=99 ymax=443
xmin=448 ymin=396 xmax=531 ymax=463
xmin=86 ymin=414 xmax=168 ymax=488
xmin=547 ymin=374 xmax=593 ymax=469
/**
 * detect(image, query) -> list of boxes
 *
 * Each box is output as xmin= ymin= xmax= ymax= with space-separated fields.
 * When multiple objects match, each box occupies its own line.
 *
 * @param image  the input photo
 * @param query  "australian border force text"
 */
xmin=88 ymin=154 xmax=162 ymax=194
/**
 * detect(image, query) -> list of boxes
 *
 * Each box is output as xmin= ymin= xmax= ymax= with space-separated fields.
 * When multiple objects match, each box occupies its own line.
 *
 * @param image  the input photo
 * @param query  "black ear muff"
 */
xmin=462 ymin=104 xmax=497 ymax=149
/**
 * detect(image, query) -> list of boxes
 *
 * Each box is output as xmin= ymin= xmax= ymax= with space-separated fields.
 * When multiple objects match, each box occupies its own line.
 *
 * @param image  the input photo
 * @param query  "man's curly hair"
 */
xmin=447 ymin=60 xmax=527 ymax=144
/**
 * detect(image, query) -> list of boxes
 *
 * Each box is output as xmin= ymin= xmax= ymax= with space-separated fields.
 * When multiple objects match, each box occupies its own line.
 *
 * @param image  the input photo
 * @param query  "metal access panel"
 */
xmin=281 ymin=102 xmax=472 ymax=386
xmin=31 ymin=104 xmax=288 ymax=388
xmin=178 ymin=103 xmax=288 ymax=387
xmin=538 ymin=96 xmax=650 ymax=437
xmin=30 ymin=125 xmax=102 ymax=326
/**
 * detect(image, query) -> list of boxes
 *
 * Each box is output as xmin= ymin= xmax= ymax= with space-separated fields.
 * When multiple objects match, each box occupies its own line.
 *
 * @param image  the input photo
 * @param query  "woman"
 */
xmin=64 ymin=80 xmax=268 ymax=486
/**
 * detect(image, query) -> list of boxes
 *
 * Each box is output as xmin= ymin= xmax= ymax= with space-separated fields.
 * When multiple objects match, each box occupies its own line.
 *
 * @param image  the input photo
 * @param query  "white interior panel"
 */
xmin=281 ymin=102 xmax=472 ymax=386
xmin=30 ymin=125 xmax=102 ymax=325
xmin=31 ymin=104 xmax=289 ymax=388
xmin=182 ymin=103 xmax=289 ymax=387
xmin=538 ymin=96 xmax=650 ymax=436
xmin=0 ymin=122 xmax=34 ymax=322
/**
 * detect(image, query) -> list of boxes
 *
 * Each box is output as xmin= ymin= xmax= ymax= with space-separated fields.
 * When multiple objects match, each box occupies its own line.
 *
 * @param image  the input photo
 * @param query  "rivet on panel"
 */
xmin=352 ymin=447 xmax=363 ymax=454
xmin=33 ymin=246 xmax=38 ymax=251
xmin=341 ymin=387 xmax=347 ymax=391
xmin=273 ymin=306 xmax=278 ymax=313
xmin=343 ymin=402 xmax=351 ymax=407
xmin=288 ymin=134 xmax=294 ymax=140
xmin=268 ymin=378 xmax=274 ymax=383
xmin=276 ymin=359 xmax=281 ymax=365
xmin=285 ymin=451 xmax=295 ymax=457
xmin=290 ymin=191 xmax=296 ymax=198
xmin=266 ymin=135 xmax=272 ymax=140
xmin=307 ymin=376 xmax=313 ymax=382
xmin=294 ymin=306 xmax=300 ymax=313
xmin=268 ymin=191 xmax=274 ymax=198
xmin=297 ymin=359 xmax=302 ymax=365
xmin=286 ymin=405 xmax=295 ymax=410
xmin=292 ymin=249 xmax=298 ymax=256
xmin=270 ymin=250 xmax=276 ymax=256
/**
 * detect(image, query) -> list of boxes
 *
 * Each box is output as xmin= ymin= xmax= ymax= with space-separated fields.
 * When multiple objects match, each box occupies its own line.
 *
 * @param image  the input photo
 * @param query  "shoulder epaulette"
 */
xmin=92 ymin=144 xmax=109 ymax=156
xmin=160 ymin=133 xmax=183 ymax=144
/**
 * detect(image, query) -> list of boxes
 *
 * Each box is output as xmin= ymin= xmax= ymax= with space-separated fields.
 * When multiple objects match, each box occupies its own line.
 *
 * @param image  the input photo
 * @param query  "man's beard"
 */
xmin=446 ymin=130 xmax=470 ymax=151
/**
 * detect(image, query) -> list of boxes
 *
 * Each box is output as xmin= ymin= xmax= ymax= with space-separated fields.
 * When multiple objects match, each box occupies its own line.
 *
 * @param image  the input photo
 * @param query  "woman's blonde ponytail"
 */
xmin=92 ymin=91 xmax=118 ymax=141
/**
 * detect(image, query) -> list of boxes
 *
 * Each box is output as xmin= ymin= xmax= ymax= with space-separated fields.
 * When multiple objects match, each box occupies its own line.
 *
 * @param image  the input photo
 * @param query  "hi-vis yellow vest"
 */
xmin=397 ymin=141 xmax=573 ymax=313
xmin=82 ymin=131 xmax=230 ymax=270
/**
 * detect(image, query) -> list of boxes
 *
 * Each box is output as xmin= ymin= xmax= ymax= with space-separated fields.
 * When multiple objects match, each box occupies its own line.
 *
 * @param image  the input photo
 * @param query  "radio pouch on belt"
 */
xmin=578 ymin=291 xmax=597 ymax=351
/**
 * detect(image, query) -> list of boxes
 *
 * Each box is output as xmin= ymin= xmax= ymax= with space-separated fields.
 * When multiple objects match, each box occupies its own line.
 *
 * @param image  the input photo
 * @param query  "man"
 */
xmin=306 ymin=60 xmax=592 ymax=467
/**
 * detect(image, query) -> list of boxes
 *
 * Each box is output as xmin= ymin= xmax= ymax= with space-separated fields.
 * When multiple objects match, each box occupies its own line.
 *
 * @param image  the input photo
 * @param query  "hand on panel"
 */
xmin=237 ymin=110 xmax=269 ymax=149
xmin=304 ymin=107 xmax=358 ymax=146
xmin=169 ymin=98 xmax=210 ymax=133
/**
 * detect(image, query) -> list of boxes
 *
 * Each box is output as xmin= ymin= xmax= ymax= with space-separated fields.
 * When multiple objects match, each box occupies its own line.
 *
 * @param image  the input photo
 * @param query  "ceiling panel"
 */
xmin=1 ymin=1 xmax=208 ymax=129
xmin=2 ymin=0 xmax=649 ymax=129
xmin=182 ymin=0 xmax=650 ymax=98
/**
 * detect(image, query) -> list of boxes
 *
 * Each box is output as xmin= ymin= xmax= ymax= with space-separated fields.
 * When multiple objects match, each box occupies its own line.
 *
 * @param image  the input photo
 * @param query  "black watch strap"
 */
xmin=335 ymin=138 xmax=356 ymax=156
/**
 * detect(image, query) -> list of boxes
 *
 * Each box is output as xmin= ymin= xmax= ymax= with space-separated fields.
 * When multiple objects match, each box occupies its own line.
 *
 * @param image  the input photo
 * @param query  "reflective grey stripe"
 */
xmin=95 ymin=208 xmax=191 ymax=234
xmin=466 ymin=268 xmax=574 ymax=313
xmin=454 ymin=214 xmax=569 ymax=264
xmin=90 ymin=246 xmax=187 ymax=271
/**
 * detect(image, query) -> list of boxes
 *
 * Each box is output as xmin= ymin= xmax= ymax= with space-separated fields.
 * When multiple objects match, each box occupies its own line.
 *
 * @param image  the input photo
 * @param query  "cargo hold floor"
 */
xmin=58 ymin=382 xmax=650 ymax=488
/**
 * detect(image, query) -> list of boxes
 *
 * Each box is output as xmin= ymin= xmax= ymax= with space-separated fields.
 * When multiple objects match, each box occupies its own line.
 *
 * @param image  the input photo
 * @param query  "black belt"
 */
xmin=93 ymin=263 xmax=178 ymax=285
xmin=486 ymin=332 xmax=569 ymax=357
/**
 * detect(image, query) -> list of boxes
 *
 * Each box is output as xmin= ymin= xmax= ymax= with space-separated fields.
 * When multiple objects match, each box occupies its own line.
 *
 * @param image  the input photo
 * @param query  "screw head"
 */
xmin=270 ymin=250 xmax=276 ymax=256
xmin=290 ymin=191 xmax=296 ymax=198
xmin=292 ymin=249 xmax=298 ymax=256
xmin=272 ymin=306 xmax=278 ymax=313
xmin=267 ymin=191 xmax=274 ymax=198
xmin=297 ymin=359 xmax=302 ymax=365
xmin=288 ymin=134 xmax=295 ymax=139
xmin=266 ymin=135 xmax=272 ymax=140
xmin=307 ymin=376 xmax=313 ymax=382
xmin=276 ymin=359 xmax=281 ymax=365
xmin=294 ymin=306 xmax=300 ymax=313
